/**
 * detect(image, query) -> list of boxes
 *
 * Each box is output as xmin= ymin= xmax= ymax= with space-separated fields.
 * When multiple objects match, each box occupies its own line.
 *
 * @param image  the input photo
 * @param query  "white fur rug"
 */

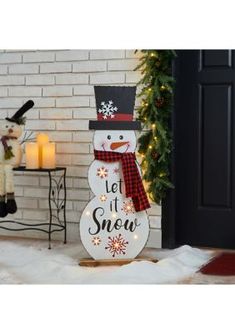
xmin=0 ymin=240 xmax=212 ymax=284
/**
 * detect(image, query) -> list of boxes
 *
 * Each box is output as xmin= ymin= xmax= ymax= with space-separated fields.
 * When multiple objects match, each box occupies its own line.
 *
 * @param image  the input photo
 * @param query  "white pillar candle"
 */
xmin=42 ymin=143 xmax=56 ymax=169
xmin=37 ymin=133 xmax=49 ymax=168
xmin=25 ymin=143 xmax=39 ymax=169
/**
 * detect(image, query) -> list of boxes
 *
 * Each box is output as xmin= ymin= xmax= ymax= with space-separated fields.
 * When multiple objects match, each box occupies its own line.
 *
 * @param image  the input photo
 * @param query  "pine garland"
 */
xmin=135 ymin=50 xmax=176 ymax=204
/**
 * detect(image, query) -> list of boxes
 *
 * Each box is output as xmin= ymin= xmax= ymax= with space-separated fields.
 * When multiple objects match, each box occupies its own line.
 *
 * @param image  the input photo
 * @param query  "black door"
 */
xmin=174 ymin=50 xmax=235 ymax=249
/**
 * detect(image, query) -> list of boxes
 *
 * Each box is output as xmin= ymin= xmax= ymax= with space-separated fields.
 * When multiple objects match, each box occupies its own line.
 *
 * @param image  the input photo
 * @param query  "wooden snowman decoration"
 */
xmin=0 ymin=100 xmax=34 ymax=217
xmin=80 ymin=86 xmax=150 ymax=260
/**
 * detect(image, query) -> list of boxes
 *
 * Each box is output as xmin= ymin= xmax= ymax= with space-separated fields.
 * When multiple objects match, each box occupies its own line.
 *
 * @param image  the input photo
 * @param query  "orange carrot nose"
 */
xmin=110 ymin=141 xmax=129 ymax=150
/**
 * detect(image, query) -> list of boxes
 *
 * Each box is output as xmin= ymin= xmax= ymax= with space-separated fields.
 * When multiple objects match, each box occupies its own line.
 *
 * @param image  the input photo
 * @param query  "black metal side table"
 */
xmin=0 ymin=166 xmax=67 ymax=249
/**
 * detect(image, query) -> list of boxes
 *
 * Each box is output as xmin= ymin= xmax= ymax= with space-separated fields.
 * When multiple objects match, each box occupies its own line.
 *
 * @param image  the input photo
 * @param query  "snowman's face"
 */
xmin=0 ymin=120 xmax=22 ymax=138
xmin=94 ymin=130 xmax=136 ymax=153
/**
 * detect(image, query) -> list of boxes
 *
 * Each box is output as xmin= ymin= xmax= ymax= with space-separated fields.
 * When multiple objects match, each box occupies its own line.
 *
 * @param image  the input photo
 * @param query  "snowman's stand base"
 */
xmin=79 ymin=257 xmax=158 ymax=267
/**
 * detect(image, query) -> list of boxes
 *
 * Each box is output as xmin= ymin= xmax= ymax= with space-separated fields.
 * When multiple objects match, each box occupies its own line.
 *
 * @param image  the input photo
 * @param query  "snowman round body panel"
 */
xmin=0 ymin=139 xmax=22 ymax=167
xmin=80 ymin=130 xmax=150 ymax=260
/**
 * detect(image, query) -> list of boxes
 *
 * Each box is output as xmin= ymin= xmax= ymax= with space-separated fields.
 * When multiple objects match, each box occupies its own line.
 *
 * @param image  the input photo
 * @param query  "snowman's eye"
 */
xmin=107 ymin=135 xmax=111 ymax=140
xmin=11 ymin=125 xmax=14 ymax=128
xmin=5 ymin=125 xmax=8 ymax=128
xmin=119 ymin=135 xmax=124 ymax=140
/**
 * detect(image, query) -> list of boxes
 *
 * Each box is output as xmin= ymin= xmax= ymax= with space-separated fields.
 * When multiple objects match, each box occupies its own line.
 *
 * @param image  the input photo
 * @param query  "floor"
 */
xmin=0 ymin=236 xmax=234 ymax=284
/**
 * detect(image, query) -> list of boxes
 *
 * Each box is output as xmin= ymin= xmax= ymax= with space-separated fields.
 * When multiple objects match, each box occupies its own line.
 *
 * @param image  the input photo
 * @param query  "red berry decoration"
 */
xmin=156 ymin=59 xmax=161 ymax=67
xmin=151 ymin=151 xmax=158 ymax=159
xmin=155 ymin=97 xmax=164 ymax=108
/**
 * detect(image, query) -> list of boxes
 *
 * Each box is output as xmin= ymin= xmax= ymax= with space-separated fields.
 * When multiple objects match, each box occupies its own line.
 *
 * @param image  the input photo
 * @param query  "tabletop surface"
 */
xmin=13 ymin=166 xmax=66 ymax=172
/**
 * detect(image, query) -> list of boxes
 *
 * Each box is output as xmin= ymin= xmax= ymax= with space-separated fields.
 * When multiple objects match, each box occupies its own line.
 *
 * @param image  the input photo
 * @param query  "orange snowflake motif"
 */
xmin=121 ymin=199 xmax=135 ymax=215
xmin=105 ymin=234 xmax=129 ymax=257
xmin=100 ymin=194 xmax=107 ymax=202
xmin=92 ymin=236 xmax=101 ymax=246
xmin=97 ymin=166 xmax=108 ymax=179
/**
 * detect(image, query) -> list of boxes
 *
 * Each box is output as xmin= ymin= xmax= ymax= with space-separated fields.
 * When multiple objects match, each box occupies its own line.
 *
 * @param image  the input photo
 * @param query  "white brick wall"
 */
xmin=0 ymin=50 xmax=161 ymax=247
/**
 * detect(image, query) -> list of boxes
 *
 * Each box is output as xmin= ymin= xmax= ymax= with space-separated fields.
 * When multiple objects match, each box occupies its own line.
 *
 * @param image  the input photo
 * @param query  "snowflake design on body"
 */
xmin=98 ymin=100 xmax=118 ymax=119
xmin=100 ymin=194 xmax=107 ymax=202
xmin=113 ymin=167 xmax=119 ymax=174
xmin=97 ymin=166 xmax=108 ymax=179
xmin=92 ymin=236 xmax=101 ymax=246
xmin=105 ymin=234 xmax=129 ymax=257
xmin=121 ymin=199 xmax=135 ymax=215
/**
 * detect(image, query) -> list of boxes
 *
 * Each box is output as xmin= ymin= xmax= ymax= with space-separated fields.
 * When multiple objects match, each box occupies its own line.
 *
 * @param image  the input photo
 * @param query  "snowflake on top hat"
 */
xmin=98 ymin=100 xmax=118 ymax=120
xmin=90 ymin=86 xmax=141 ymax=130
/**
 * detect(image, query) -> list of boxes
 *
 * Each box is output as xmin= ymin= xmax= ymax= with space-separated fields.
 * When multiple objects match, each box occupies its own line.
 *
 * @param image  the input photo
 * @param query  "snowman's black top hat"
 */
xmin=5 ymin=100 xmax=34 ymax=125
xmin=89 ymin=86 xmax=141 ymax=130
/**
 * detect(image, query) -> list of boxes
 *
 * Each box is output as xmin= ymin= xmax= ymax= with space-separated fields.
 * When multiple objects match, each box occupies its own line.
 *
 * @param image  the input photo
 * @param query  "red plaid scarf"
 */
xmin=94 ymin=150 xmax=150 ymax=212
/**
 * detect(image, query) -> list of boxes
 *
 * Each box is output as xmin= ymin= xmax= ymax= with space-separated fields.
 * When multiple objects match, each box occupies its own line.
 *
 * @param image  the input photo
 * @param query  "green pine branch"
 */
xmin=135 ymin=50 xmax=176 ymax=204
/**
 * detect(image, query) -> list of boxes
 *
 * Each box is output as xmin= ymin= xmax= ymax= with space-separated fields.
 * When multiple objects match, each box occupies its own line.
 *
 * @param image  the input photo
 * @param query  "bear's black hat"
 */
xmin=6 ymin=100 xmax=34 ymax=125
xmin=89 ymin=86 xmax=141 ymax=130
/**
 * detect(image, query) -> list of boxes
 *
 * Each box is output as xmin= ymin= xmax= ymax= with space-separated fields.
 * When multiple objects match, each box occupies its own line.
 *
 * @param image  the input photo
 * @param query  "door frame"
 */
xmin=162 ymin=51 xmax=181 ymax=248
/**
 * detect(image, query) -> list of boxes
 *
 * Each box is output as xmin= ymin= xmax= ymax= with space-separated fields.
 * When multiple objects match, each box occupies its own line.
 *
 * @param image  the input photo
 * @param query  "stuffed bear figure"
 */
xmin=0 ymin=100 xmax=34 ymax=217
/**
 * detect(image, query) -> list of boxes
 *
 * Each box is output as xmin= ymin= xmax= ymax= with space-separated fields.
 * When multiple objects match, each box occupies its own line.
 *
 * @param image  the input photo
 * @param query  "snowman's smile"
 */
xmin=110 ymin=141 xmax=129 ymax=151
